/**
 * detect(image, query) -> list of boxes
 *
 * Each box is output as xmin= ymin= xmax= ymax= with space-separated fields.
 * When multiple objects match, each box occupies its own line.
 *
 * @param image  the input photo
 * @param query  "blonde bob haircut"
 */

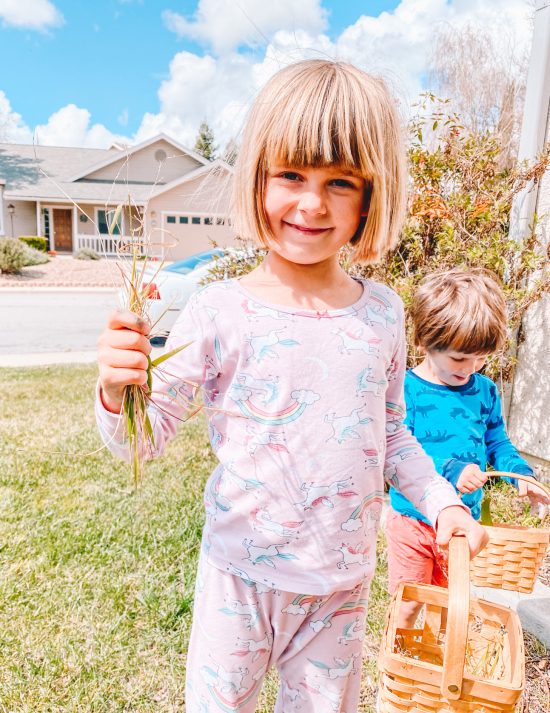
xmin=233 ymin=59 xmax=407 ymax=264
xmin=411 ymin=268 xmax=508 ymax=354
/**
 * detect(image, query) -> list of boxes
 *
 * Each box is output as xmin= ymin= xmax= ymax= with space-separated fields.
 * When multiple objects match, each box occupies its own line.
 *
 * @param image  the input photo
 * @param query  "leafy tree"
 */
xmin=194 ymin=121 xmax=217 ymax=161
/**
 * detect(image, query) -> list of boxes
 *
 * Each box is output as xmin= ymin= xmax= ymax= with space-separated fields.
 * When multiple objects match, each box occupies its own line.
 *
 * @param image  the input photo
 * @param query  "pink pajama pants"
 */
xmin=185 ymin=557 xmax=371 ymax=712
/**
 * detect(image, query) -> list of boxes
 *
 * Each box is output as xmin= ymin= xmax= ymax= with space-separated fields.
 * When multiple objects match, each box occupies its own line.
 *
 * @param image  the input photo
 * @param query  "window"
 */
xmin=179 ymin=216 xmax=189 ymax=224
xmin=204 ymin=217 xmax=213 ymax=225
xmin=191 ymin=216 xmax=201 ymax=225
xmin=216 ymin=217 xmax=225 ymax=226
xmin=166 ymin=216 xmax=176 ymax=224
xmin=41 ymin=208 xmax=51 ymax=247
xmin=97 ymin=208 xmax=122 ymax=235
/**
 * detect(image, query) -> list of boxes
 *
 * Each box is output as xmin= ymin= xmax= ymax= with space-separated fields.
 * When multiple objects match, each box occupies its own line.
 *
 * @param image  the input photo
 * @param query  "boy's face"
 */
xmin=424 ymin=349 xmax=489 ymax=387
xmin=263 ymin=164 xmax=366 ymax=266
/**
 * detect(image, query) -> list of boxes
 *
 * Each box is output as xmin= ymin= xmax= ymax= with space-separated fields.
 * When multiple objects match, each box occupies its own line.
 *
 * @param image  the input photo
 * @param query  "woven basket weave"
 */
xmin=378 ymin=536 xmax=525 ymax=712
xmin=470 ymin=472 xmax=550 ymax=594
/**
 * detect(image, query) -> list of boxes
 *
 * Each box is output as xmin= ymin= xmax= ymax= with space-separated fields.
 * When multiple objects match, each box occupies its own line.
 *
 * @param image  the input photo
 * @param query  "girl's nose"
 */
xmin=297 ymin=189 xmax=327 ymax=215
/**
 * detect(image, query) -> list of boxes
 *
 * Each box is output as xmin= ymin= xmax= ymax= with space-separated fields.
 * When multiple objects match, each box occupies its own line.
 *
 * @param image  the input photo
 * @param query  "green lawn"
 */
xmin=0 ymin=364 xmax=387 ymax=711
xmin=1 ymin=365 xmax=548 ymax=712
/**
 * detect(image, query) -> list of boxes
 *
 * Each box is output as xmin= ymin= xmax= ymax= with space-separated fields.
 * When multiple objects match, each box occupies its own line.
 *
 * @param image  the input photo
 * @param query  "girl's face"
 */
xmin=264 ymin=164 xmax=367 ymax=266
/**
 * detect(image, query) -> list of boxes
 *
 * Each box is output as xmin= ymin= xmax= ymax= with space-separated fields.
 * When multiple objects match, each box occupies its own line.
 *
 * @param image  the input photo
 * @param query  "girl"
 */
xmin=96 ymin=60 xmax=487 ymax=713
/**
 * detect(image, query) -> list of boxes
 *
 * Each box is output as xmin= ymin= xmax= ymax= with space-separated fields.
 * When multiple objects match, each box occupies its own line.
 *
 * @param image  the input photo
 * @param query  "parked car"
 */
xmin=119 ymin=249 xmax=223 ymax=346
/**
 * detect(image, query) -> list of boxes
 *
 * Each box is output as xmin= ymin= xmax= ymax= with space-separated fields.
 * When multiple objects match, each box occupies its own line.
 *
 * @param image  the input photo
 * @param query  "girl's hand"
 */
xmin=456 ymin=463 xmax=489 ymax=494
xmin=435 ymin=505 xmax=489 ymax=558
xmin=97 ymin=309 xmax=151 ymax=413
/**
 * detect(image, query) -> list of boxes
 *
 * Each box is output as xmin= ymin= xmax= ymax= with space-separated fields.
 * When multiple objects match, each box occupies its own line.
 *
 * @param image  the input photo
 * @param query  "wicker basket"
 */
xmin=470 ymin=472 xmax=550 ymax=594
xmin=379 ymin=536 xmax=525 ymax=712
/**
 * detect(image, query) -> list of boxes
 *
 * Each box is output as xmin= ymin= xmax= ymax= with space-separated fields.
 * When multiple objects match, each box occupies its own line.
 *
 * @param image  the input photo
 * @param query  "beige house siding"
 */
xmin=507 ymin=112 xmax=550 ymax=469
xmin=84 ymin=139 xmax=203 ymax=184
xmin=148 ymin=171 xmax=236 ymax=260
xmin=5 ymin=200 xmax=36 ymax=237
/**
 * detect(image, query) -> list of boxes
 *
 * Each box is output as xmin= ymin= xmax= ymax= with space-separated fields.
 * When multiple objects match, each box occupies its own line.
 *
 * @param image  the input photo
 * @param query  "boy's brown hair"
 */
xmin=411 ymin=268 xmax=508 ymax=353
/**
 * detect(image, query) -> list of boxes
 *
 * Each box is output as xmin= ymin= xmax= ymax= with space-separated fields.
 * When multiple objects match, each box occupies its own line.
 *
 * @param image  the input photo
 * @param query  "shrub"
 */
xmin=22 ymin=245 xmax=49 ymax=266
xmin=0 ymin=237 xmax=27 ymax=274
xmin=18 ymin=236 xmax=48 ymax=252
xmin=74 ymin=247 xmax=101 ymax=260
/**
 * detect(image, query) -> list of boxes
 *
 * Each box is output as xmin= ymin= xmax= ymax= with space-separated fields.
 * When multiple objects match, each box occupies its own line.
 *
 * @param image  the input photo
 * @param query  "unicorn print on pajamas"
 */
xmin=332 ymin=326 xmax=382 ymax=355
xmin=236 ymin=372 xmax=279 ymax=404
xmin=219 ymin=599 xmax=260 ymax=629
xmin=337 ymin=618 xmax=365 ymax=645
xmin=200 ymin=662 xmax=249 ymax=695
xmin=324 ymin=407 xmax=373 ymax=443
xmin=334 ymin=542 xmax=370 ymax=570
xmin=297 ymin=477 xmax=357 ymax=510
xmin=356 ymin=366 xmax=386 ymax=397
xmin=245 ymin=328 xmax=299 ymax=363
xmin=242 ymin=538 xmax=298 ymax=569
xmin=234 ymin=632 xmax=273 ymax=663
xmin=308 ymin=653 xmax=359 ymax=680
xmin=250 ymin=507 xmax=302 ymax=538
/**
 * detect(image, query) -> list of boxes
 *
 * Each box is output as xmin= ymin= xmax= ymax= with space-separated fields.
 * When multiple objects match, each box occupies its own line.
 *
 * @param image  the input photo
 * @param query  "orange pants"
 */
xmin=385 ymin=510 xmax=449 ymax=594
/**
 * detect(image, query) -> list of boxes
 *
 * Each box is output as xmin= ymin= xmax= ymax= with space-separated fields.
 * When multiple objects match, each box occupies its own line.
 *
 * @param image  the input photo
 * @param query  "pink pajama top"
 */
xmin=96 ymin=278 xmax=462 ymax=595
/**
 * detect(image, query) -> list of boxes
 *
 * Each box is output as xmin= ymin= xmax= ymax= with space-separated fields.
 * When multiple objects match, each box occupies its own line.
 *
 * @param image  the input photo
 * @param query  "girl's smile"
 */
xmin=264 ymin=164 xmax=367 ymax=265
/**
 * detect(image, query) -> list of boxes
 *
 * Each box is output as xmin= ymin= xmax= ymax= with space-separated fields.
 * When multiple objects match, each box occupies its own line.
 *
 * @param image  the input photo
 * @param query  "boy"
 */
xmin=386 ymin=268 xmax=548 ymax=627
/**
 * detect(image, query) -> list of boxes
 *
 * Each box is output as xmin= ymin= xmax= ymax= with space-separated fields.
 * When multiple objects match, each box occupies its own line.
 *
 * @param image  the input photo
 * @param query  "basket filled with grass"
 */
xmin=378 ymin=536 xmax=525 ymax=712
xmin=471 ymin=472 xmax=550 ymax=594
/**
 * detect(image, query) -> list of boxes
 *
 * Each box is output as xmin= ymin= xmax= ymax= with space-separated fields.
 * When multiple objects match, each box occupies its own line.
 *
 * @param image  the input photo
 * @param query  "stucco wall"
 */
xmin=507 ymin=108 xmax=550 ymax=470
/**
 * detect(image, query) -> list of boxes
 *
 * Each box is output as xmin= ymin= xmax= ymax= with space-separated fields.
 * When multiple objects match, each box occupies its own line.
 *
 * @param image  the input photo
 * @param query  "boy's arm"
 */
xmin=485 ymin=383 xmax=534 ymax=476
xmin=383 ymin=300 xmax=466 ymax=525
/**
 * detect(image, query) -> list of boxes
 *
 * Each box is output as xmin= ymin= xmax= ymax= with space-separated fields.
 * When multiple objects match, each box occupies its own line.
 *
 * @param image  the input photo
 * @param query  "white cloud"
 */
xmin=3 ymin=0 xmax=534 ymax=151
xmin=33 ymin=104 xmax=127 ymax=148
xmin=0 ymin=0 xmax=64 ymax=31
xmin=0 ymin=91 xmax=33 ymax=143
xmin=163 ymin=0 xmax=327 ymax=55
xmin=135 ymin=0 xmax=533 ymax=150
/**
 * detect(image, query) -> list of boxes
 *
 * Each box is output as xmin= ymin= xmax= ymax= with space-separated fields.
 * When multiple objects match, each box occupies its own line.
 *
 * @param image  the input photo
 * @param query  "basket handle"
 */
xmin=489 ymin=471 xmax=550 ymax=498
xmin=441 ymin=536 xmax=470 ymax=700
xmin=481 ymin=472 xmax=550 ymax=524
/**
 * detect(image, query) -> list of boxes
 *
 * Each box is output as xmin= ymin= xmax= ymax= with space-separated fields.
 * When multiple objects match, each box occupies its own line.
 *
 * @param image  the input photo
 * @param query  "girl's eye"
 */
xmin=331 ymin=178 xmax=355 ymax=188
xmin=451 ymin=357 xmax=464 ymax=363
xmin=280 ymin=171 xmax=301 ymax=181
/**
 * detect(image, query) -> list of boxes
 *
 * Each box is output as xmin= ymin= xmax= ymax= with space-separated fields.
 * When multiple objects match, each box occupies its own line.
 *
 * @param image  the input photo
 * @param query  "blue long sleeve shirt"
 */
xmin=389 ymin=370 xmax=534 ymax=524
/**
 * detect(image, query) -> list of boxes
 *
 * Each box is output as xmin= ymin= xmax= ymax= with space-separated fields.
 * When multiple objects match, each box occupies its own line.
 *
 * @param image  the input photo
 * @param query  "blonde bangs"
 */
xmin=233 ymin=60 xmax=407 ymax=263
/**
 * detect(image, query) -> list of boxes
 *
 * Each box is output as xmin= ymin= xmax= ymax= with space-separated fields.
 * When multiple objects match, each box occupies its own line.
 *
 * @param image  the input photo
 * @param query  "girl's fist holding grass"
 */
xmin=97 ymin=309 xmax=151 ymax=413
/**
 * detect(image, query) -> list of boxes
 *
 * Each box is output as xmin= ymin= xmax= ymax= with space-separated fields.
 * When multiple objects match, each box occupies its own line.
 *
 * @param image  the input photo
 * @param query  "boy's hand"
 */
xmin=518 ymin=478 xmax=550 ymax=518
xmin=435 ymin=505 xmax=489 ymax=559
xmin=97 ymin=309 xmax=151 ymax=414
xmin=456 ymin=463 xmax=488 ymax=494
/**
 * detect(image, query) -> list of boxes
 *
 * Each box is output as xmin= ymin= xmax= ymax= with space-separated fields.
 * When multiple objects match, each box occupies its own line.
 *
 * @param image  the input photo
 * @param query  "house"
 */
xmin=507 ymin=0 xmax=550 ymax=475
xmin=0 ymin=134 xmax=235 ymax=260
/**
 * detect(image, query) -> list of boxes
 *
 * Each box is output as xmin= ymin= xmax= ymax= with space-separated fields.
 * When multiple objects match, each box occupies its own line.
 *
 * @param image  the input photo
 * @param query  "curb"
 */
xmin=0 ymin=351 xmax=99 ymax=367
xmin=0 ymin=286 xmax=119 ymax=292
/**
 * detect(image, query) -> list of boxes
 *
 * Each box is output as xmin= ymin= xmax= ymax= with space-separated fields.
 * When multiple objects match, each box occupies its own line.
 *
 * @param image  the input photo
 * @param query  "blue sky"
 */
xmin=0 ymin=0 xmax=532 ymax=149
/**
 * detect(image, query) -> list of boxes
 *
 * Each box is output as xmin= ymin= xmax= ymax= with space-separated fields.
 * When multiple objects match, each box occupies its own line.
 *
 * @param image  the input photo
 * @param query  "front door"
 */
xmin=53 ymin=208 xmax=73 ymax=252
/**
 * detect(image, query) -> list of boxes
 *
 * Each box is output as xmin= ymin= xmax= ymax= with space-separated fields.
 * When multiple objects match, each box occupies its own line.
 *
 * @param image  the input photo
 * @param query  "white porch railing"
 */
xmin=75 ymin=234 xmax=146 ymax=257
